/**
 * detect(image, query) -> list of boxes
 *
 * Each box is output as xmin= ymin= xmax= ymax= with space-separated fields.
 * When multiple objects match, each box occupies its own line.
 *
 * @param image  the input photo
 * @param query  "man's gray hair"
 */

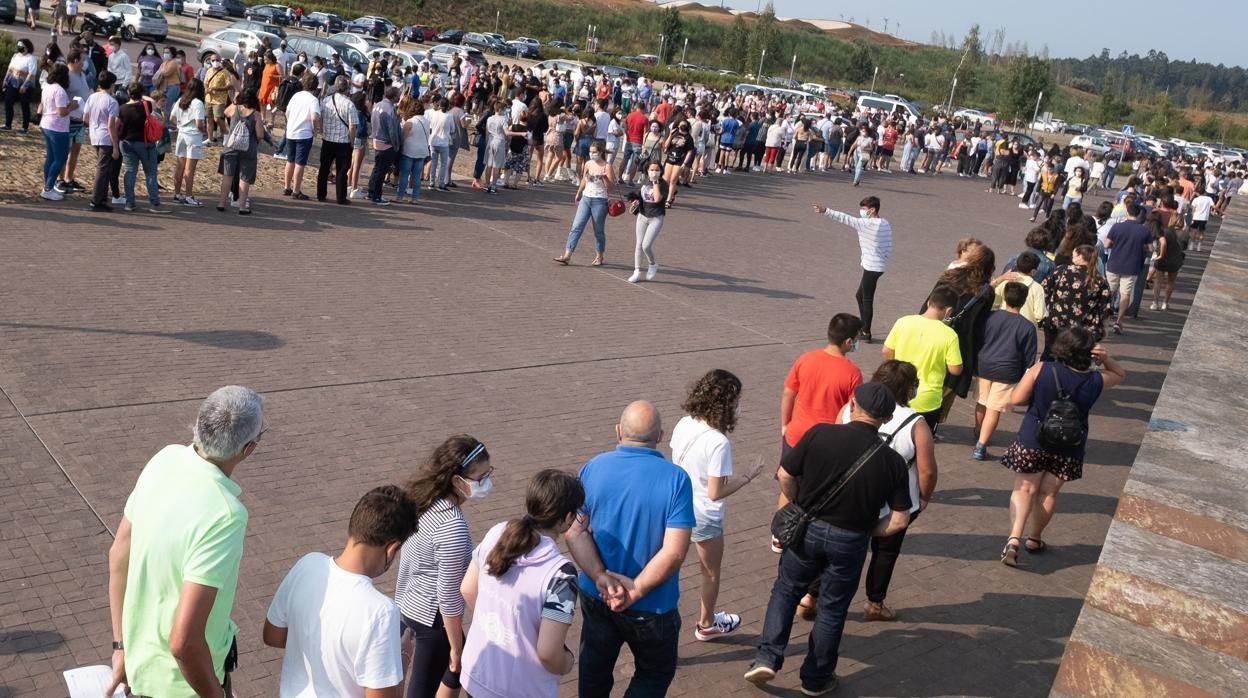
xmin=333 ymin=75 xmax=349 ymax=93
xmin=193 ymin=386 xmax=264 ymax=461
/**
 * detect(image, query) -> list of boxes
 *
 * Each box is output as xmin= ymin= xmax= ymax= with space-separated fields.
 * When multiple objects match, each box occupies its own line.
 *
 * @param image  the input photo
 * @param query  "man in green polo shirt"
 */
xmin=106 ymin=385 xmax=264 ymax=698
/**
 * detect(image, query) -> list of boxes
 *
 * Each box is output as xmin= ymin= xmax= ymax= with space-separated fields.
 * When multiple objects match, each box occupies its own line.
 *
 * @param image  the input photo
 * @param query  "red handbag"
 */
xmin=607 ymin=199 xmax=626 ymax=217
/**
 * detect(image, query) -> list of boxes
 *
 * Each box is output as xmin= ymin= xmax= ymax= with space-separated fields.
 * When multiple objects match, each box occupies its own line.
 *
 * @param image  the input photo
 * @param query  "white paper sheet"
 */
xmin=63 ymin=665 xmax=126 ymax=698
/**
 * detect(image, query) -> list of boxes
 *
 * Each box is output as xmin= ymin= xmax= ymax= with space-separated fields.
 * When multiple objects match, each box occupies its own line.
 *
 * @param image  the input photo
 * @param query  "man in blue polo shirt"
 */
xmin=566 ymin=400 xmax=694 ymax=698
xmin=1105 ymin=200 xmax=1153 ymax=334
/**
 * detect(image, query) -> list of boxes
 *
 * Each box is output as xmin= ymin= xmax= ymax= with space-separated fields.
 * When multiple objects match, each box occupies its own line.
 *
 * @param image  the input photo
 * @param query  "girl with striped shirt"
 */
xmin=395 ymin=435 xmax=494 ymax=698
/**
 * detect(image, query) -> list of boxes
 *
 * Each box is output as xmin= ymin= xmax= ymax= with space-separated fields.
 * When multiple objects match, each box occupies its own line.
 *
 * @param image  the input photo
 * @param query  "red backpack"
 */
xmin=142 ymin=100 xmax=163 ymax=145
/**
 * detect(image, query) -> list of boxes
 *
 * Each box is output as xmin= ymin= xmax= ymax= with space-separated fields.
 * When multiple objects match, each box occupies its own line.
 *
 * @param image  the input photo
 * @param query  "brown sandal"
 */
xmin=1002 ymin=537 xmax=1021 ymax=567
xmin=553 ymin=256 xmax=570 ymax=265
xmin=590 ymin=255 xmax=604 ymax=267
xmin=863 ymin=601 xmax=897 ymax=622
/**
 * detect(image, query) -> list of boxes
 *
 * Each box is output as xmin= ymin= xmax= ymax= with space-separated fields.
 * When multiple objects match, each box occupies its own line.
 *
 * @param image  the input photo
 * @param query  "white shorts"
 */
xmin=175 ymin=133 xmax=204 ymax=160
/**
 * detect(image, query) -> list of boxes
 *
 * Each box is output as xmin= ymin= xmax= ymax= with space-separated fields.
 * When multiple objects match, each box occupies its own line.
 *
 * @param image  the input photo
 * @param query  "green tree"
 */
xmin=1003 ymin=55 xmax=1054 ymax=121
xmin=1197 ymin=114 xmax=1224 ymax=141
xmin=725 ymin=14 xmax=749 ymax=73
xmin=1096 ymin=72 xmax=1131 ymax=126
xmin=657 ymin=7 xmax=685 ymax=65
xmin=746 ymin=1 xmax=777 ymax=78
xmin=955 ymin=24 xmax=983 ymax=98
xmin=1147 ymin=93 xmax=1185 ymax=138
xmin=846 ymin=41 xmax=873 ymax=84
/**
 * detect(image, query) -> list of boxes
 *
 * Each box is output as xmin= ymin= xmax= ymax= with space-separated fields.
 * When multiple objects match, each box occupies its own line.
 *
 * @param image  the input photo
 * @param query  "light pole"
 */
xmin=757 ymin=48 xmax=766 ymax=81
xmin=495 ymin=10 xmax=499 ymax=33
xmin=659 ymin=33 xmax=666 ymax=64
xmin=870 ymin=66 xmax=878 ymax=92
xmin=946 ymin=77 xmax=958 ymax=114
xmin=681 ymin=37 xmax=688 ymax=65
xmin=789 ymin=53 xmax=796 ymax=85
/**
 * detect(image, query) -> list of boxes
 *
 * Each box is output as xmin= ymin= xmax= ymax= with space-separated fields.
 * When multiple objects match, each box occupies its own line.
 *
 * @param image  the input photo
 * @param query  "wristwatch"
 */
xmin=112 ymin=640 xmax=124 ymax=651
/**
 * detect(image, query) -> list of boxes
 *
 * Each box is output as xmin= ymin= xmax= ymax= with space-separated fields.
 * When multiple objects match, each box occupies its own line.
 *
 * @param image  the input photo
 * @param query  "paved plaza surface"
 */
xmin=0 ymin=168 xmax=1218 ymax=697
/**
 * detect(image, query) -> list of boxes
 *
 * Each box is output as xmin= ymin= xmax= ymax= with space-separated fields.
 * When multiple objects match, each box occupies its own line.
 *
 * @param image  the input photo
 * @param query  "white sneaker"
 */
xmin=1018 ymin=203 xmax=1030 ymax=208
xmin=1161 ymin=302 xmax=1168 ymax=310
xmin=40 ymin=189 xmax=64 ymax=201
xmin=182 ymin=196 xmax=204 ymax=207
xmin=1149 ymin=302 xmax=1159 ymax=311
xmin=111 ymin=195 xmax=127 ymax=205
xmin=646 ymin=264 xmax=657 ymax=281
xmin=694 ymin=611 xmax=742 ymax=641
xmin=229 ymin=196 xmax=240 ymax=208
xmin=350 ymin=187 xmax=367 ymax=199
xmin=627 ymin=269 xmax=642 ymax=283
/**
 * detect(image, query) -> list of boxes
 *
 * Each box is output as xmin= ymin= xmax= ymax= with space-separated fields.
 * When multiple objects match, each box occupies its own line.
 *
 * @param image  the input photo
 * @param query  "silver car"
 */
xmin=197 ymin=27 xmax=281 ymax=62
xmin=105 ymin=3 xmax=169 ymax=42
xmin=183 ymin=0 xmax=225 ymax=18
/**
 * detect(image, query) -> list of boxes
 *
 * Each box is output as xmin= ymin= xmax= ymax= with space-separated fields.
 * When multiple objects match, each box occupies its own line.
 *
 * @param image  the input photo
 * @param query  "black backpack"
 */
xmin=275 ymin=78 xmax=300 ymax=113
xmin=1038 ymin=364 xmax=1088 ymax=449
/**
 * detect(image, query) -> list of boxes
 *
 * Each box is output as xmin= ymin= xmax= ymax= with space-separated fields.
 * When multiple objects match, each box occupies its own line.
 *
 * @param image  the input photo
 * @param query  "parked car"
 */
xmin=244 ymin=4 xmax=288 ymax=25
xmin=1101 ymin=132 xmax=1134 ymax=158
xmin=299 ymin=11 xmax=343 ymax=33
xmin=460 ymin=33 xmax=493 ymax=53
xmin=506 ymin=40 xmax=540 ymax=59
xmin=230 ymin=19 xmax=286 ymax=40
xmin=104 ymin=3 xmax=168 ymax=41
xmin=219 ymin=0 xmax=246 ymax=18
xmin=1069 ymin=134 xmax=1111 ymax=157
xmin=402 ymin=24 xmax=437 ymax=42
xmin=533 ymin=58 xmax=589 ymax=83
xmin=427 ymin=43 xmax=485 ymax=67
xmin=954 ymin=108 xmax=997 ymax=129
xmin=1029 ymin=118 xmax=1065 ymax=132
xmin=344 ymin=15 xmax=390 ymax=37
xmin=183 ymin=0 xmax=225 ymax=18
xmin=366 ymin=47 xmax=422 ymax=70
xmin=512 ymin=36 xmax=540 ymax=48
xmin=434 ymin=28 xmax=465 ymax=44
xmin=479 ymin=32 xmax=511 ymax=54
xmin=1000 ymin=130 xmax=1039 ymax=148
xmin=197 ymin=27 xmax=280 ymax=62
xmin=547 ymin=40 xmax=577 ymax=52
xmin=599 ymin=64 xmax=639 ymax=81
xmin=328 ymin=32 xmax=384 ymax=55
xmin=0 ymin=0 xmax=15 ymax=23
xmin=285 ymin=35 xmax=366 ymax=69
xmin=158 ymin=0 xmax=185 ymax=14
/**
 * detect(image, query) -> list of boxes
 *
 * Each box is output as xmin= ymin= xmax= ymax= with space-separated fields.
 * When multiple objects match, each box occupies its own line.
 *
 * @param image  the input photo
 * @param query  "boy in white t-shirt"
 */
xmin=669 ymin=369 xmax=764 ymax=643
xmin=1190 ymin=191 xmax=1214 ymax=252
xmin=263 ymin=486 xmax=416 ymax=698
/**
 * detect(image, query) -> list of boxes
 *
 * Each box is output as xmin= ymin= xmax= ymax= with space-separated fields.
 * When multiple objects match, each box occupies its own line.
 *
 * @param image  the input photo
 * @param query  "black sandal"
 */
xmin=1001 ymin=537 xmax=1021 ymax=567
xmin=1024 ymin=537 xmax=1047 ymax=553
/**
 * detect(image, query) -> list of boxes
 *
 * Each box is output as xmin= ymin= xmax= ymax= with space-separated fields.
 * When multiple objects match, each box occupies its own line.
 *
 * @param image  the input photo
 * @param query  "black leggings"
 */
xmin=4 ymin=84 xmax=34 ymax=129
xmin=856 ymin=269 xmax=884 ymax=335
xmin=402 ymin=613 xmax=462 ymax=698
xmin=866 ymin=510 xmax=920 ymax=602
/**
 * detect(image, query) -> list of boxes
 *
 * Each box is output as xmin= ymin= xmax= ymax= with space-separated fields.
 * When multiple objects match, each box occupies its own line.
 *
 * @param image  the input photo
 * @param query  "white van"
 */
xmin=856 ymin=94 xmax=920 ymax=121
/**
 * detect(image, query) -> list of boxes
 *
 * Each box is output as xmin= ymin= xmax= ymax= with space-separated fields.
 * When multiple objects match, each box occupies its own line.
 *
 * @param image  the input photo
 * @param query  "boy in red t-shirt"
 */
xmin=773 ymin=313 xmax=865 ymax=546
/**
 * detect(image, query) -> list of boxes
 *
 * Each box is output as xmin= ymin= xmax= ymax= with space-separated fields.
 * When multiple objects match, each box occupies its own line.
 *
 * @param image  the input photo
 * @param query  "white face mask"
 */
xmin=146 ymin=49 xmax=155 ymax=56
xmin=859 ymin=208 xmax=869 ymax=218
xmin=162 ymin=52 xmax=172 ymax=60
xmin=648 ymin=170 xmax=660 ymax=181
xmin=211 ymin=60 xmax=222 ymax=69
xmin=459 ymin=474 xmax=493 ymax=500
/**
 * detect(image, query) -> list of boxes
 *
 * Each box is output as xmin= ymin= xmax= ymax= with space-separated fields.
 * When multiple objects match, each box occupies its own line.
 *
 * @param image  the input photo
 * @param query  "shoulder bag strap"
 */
xmin=805 ymin=416 xmax=917 ymax=512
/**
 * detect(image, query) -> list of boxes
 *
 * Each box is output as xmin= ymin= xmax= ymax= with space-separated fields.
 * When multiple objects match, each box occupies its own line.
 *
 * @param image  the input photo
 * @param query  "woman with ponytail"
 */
xmin=459 ymin=469 xmax=585 ymax=698
xmin=395 ymin=435 xmax=494 ymax=698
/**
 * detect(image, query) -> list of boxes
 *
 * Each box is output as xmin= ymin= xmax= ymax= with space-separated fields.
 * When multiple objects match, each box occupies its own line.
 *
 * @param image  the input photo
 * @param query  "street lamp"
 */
xmin=659 ymin=33 xmax=666 ymax=64
xmin=758 ymin=48 xmax=766 ymax=81
xmin=870 ymin=65 xmax=878 ymax=92
xmin=681 ymin=37 xmax=688 ymax=65
xmin=789 ymin=53 xmax=796 ymax=85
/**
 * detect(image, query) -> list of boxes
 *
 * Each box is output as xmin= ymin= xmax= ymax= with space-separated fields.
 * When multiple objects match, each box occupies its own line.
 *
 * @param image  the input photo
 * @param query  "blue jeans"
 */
xmin=566 ymin=196 xmax=608 ymax=253
xmin=472 ymin=133 xmax=487 ymax=179
xmin=163 ymin=84 xmax=180 ymax=126
xmin=578 ymin=592 xmax=679 ymax=698
xmin=42 ymin=129 xmax=70 ymax=191
xmin=620 ymin=141 xmax=643 ymax=175
xmin=853 ymin=152 xmax=868 ymax=185
xmin=428 ymin=143 xmax=450 ymax=188
xmin=755 ymin=520 xmax=870 ymax=688
xmin=397 ymin=155 xmax=426 ymax=199
xmin=121 ymin=140 xmax=160 ymax=205
xmin=1127 ymin=261 xmax=1148 ymax=317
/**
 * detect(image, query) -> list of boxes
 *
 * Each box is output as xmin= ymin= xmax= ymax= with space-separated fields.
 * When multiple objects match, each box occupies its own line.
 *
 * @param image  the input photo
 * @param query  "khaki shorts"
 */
xmin=976 ymin=377 xmax=1016 ymax=413
xmin=206 ymin=101 xmax=228 ymax=119
xmin=1105 ymin=271 xmax=1137 ymax=298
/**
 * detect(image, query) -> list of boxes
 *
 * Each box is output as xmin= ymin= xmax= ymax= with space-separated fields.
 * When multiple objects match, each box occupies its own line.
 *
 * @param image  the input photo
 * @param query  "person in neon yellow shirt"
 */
xmin=106 ymin=386 xmax=264 ymax=698
xmin=882 ymin=284 xmax=963 ymax=431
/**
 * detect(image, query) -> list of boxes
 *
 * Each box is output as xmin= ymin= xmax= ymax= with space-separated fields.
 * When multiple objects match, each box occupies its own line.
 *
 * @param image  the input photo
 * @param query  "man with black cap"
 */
xmin=746 ymin=383 xmax=912 ymax=696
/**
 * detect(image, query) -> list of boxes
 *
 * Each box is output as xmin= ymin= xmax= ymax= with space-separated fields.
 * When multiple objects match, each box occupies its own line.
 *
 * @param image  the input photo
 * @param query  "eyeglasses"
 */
xmin=462 ymin=465 xmax=494 ymax=483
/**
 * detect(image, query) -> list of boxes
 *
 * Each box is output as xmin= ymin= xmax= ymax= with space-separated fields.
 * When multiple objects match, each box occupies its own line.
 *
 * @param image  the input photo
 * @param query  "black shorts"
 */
xmin=1191 ymin=220 xmax=1207 ymax=231
xmin=880 ymin=147 xmax=894 ymax=157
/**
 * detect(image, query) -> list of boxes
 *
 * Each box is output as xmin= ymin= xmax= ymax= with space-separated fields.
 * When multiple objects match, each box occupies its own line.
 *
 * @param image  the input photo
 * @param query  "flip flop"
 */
xmin=1024 ymin=537 xmax=1047 ymax=553
xmin=553 ymin=256 xmax=569 ymax=265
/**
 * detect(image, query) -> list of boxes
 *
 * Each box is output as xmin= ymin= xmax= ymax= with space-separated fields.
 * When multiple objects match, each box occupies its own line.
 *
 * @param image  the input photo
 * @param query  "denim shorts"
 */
xmin=288 ymin=137 xmax=313 ymax=166
xmin=692 ymin=513 xmax=723 ymax=542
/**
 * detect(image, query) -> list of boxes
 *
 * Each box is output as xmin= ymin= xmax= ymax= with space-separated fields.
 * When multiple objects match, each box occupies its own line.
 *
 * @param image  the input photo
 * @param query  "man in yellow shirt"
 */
xmin=882 ymin=284 xmax=964 ymax=431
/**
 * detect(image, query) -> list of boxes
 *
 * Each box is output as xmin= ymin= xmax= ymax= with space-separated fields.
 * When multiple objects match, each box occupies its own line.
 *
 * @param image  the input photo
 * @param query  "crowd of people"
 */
xmin=11 ymin=19 xmax=1238 ymax=698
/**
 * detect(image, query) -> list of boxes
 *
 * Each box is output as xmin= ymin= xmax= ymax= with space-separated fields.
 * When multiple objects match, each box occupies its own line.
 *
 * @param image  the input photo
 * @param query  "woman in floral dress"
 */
xmin=1039 ymin=244 xmax=1111 ymax=360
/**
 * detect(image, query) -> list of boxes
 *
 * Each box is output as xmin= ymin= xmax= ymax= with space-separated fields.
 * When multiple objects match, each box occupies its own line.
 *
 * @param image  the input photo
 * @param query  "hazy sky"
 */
xmin=712 ymin=0 xmax=1247 ymax=67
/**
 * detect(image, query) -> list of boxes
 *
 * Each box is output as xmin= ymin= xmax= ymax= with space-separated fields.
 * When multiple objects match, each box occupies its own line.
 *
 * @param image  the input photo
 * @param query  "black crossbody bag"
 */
xmin=771 ymin=416 xmax=916 ymax=550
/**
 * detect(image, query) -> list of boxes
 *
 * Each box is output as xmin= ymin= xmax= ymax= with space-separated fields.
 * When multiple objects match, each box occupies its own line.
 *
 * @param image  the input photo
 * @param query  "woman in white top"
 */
xmin=669 ymin=369 xmax=764 ymax=641
xmin=832 ymin=359 xmax=937 ymax=622
xmin=4 ymin=39 xmax=39 ymax=132
xmin=395 ymin=96 xmax=431 ymax=204
xmin=553 ymin=138 xmax=616 ymax=267
xmin=169 ymin=78 xmax=206 ymax=207
xmin=482 ymin=99 xmax=509 ymax=194
xmin=425 ymin=96 xmax=453 ymax=190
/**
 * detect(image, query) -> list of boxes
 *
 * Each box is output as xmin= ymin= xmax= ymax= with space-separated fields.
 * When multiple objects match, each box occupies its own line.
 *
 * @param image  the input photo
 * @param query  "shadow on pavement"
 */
xmin=0 ymin=629 xmax=64 ymax=655
xmin=0 ymin=322 xmax=284 ymax=351
xmin=900 ymin=532 xmax=1103 ymax=572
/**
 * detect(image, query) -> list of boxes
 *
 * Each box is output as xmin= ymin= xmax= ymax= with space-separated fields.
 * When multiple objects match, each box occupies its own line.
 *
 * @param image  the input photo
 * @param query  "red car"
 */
xmin=402 ymin=24 xmax=437 ymax=42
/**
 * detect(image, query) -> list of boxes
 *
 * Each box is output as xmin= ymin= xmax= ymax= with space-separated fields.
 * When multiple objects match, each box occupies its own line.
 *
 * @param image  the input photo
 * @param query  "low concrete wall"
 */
xmin=1052 ymin=215 xmax=1248 ymax=696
